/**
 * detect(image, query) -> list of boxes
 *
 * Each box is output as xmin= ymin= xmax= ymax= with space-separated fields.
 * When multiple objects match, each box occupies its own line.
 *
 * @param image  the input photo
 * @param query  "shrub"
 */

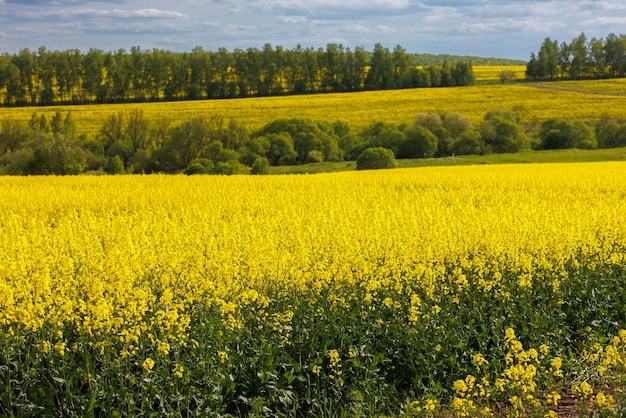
xmin=358 ymin=122 xmax=406 ymax=156
xmin=306 ymin=150 xmax=325 ymax=163
xmin=355 ymin=147 xmax=398 ymax=170
xmin=215 ymin=160 xmax=249 ymax=175
xmin=450 ymin=130 xmax=484 ymax=155
xmin=184 ymin=158 xmax=214 ymax=175
xmin=106 ymin=155 xmax=126 ymax=175
xmin=539 ymin=118 xmax=596 ymax=150
xmin=251 ymin=156 xmax=270 ymax=175
xmin=480 ymin=110 xmax=530 ymax=153
xmin=399 ymin=125 xmax=438 ymax=159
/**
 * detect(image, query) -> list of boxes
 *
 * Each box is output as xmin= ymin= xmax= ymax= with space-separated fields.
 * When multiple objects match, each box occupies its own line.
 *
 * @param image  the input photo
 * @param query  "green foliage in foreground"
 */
xmin=1 ymin=250 xmax=625 ymax=416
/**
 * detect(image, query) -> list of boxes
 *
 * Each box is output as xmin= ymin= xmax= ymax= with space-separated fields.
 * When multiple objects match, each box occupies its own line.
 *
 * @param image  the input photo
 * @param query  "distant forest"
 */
xmin=0 ymin=44 xmax=478 ymax=106
xmin=526 ymin=32 xmax=626 ymax=80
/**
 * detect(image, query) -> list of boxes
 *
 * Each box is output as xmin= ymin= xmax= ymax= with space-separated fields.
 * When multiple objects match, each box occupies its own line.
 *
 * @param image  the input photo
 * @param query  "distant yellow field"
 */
xmin=2 ymin=73 xmax=626 ymax=137
xmin=472 ymin=65 xmax=527 ymax=81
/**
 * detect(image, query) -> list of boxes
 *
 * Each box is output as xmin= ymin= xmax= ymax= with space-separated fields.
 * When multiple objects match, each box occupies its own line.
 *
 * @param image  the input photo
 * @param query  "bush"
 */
xmin=184 ymin=158 xmax=214 ymax=175
xmin=450 ymin=130 xmax=484 ymax=155
xmin=306 ymin=150 xmax=325 ymax=163
xmin=480 ymin=110 xmax=530 ymax=153
xmin=251 ymin=156 xmax=270 ymax=175
xmin=106 ymin=155 xmax=126 ymax=175
xmin=214 ymin=160 xmax=249 ymax=175
xmin=539 ymin=118 xmax=596 ymax=150
xmin=359 ymin=122 xmax=406 ymax=156
xmin=399 ymin=126 xmax=438 ymax=159
xmin=355 ymin=147 xmax=398 ymax=170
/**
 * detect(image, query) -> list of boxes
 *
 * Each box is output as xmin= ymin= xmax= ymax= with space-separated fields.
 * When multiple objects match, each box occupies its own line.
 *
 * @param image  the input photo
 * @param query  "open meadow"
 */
xmin=1 ymin=162 xmax=626 ymax=416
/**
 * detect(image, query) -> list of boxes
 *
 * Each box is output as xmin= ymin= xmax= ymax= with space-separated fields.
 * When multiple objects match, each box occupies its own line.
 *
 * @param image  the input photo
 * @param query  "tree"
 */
xmin=399 ymin=125 xmax=438 ymax=158
xmin=440 ymin=61 xmax=454 ymax=87
xmin=25 ymin=136 xmax=87 ymax=175
xmin=451 ymin=61 xmax=475 ymax=86
xmin=254 ymin=119 xmax=343 ymax=163
xmin=358 ymin=121 xmax=406 ymax=156
xmin=414 ymin=112 xmax=443 ymax=132
xmin=365 ymin=43 xmax=394 ymax=90
xmin=392 ymin=45 xmax=413 ymax=88
xmin=343 ymin=47 xmax=367 ymax=92
xmin=595 ymin=114 xmax=626 ymax=148
xmin=251 ymin=156 xmax=270 ymax=174
xmin=184 ymin=158 xmax=214 ymax=175
xmin=266 ymin=133 xmax=297 ymax=165
xmin=107 ymin=155 xmax=126 ymax=174
xmin=536 ymin=38 xmax=559 ymax=80
xmin=443 ymin=111 xmax=473 ymax=139
xmin=214 ymin=159 xmax=249 ymax=175
xmin=450 ymin=130 xmax=483 ymax=155
xmin=0 ymin=119 xmax=28 ymax=154
xmin=333 ymin=121 xmax=362 ymax=160
xmin=167 ymin=116 xmax=219 ymax=167
xmin=82 ymin=48 xmax=107 ymax=103
xmin=50 ymin=111 xmax=63 ymax=136
xmin=539 ymin=118 xmax=596 ymax=149
xmin=569 ymin=33 xmax=589 ymax=79
xmin=37 ymin=46 xmax=56 ymax=105
xmin=480 ymin=110 xmax=530 ymax=153
xmin=12 ymin=49 xmax=36 ymax=104
xmin=589 ymin=37 xmax=606 ymax=78
xmin=321 ymin=43 xmax=347 ymax=92
xmin=499 ymin=70 xmax=516 ymax=84
xmin=603 ymin=33 xmax=626 ymax=78
xmin=125 ymin=109 xmax=150 ymax=153
xmin=355 ymin=147 xmax=397 ymax=170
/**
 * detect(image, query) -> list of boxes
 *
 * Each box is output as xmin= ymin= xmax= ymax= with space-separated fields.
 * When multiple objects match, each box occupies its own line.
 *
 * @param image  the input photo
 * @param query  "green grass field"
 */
xmin=269 ymin=147 xmax=626 ymax=174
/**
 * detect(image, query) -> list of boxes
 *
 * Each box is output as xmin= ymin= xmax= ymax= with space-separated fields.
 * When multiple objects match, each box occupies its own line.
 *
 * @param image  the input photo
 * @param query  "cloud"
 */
xmin=342 ymin=24 xmax=371 ymax=34
xmin=2 ymin=0 xmax=626 ymax=59
xmin=47 ymin=8 xmax=186 ymax=19
xmin=276 ymin=15 xmax=307 ymax=24
xmin=583 ymin=16 xmax=626 ymax=26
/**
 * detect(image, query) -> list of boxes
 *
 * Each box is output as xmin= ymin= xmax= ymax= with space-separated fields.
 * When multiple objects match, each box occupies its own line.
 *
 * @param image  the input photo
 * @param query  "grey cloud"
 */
xmin=2 ymin=0 xmax=626 ymax=59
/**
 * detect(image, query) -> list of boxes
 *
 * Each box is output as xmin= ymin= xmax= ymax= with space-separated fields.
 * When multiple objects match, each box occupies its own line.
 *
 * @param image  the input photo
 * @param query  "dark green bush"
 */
xmin=251 ymin=156 xmax=270 ymax=174
xmin=355 ymin=147 xmax=398 ymax=170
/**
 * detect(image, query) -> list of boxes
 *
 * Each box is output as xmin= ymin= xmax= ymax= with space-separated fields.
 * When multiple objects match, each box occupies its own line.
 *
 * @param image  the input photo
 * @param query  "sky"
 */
xmin=1 ymin=0 xmax=625 ymax=60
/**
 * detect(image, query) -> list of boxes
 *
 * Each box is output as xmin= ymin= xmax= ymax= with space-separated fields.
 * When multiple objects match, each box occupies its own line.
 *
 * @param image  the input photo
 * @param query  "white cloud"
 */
xmin=277 ymin=15 xmax=307 ymax=23
xmin=67 ymin=8 xmax=187 ymax=19
xmin=584 ymin=16 xmax=626 ymax=26
xmin=460 ymin=18 xmax=566 ymax=34
xmin=375 ymin=25 xmax=395 ymax=33
xmin=2 ymin=0 xmax=626 ymax=59
xmin=244 ymin=0 xmax=410 ymax=9
xmin=343 ymin=24 xmax=371 ymax=34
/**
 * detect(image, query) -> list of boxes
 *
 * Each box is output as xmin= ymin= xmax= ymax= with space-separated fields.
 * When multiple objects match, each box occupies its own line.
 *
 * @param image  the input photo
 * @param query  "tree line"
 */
xmin=526 ymin=32 xmax=626 ymax=80
xmin=2 ymin=109 xmax=625 ymax=175
xmin=0 ymin=44 xmax=475 ymax=106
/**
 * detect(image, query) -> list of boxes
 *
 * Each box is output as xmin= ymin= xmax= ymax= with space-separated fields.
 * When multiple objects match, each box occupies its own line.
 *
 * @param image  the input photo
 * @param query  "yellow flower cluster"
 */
xmin=452 ymin=328 xmax=566 ymax=417
xmin=581 ymin=329 xmax=626 ymax=377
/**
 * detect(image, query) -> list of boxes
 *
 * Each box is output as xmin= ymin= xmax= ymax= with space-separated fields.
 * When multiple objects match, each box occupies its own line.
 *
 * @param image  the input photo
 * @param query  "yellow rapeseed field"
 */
xmin=472 ymin=65 xmax=527 ymax=82
xmin=2 ymin=76 xmax=626 ymax=139
xmin=2 ymin=162 xmax=626 ymax=415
